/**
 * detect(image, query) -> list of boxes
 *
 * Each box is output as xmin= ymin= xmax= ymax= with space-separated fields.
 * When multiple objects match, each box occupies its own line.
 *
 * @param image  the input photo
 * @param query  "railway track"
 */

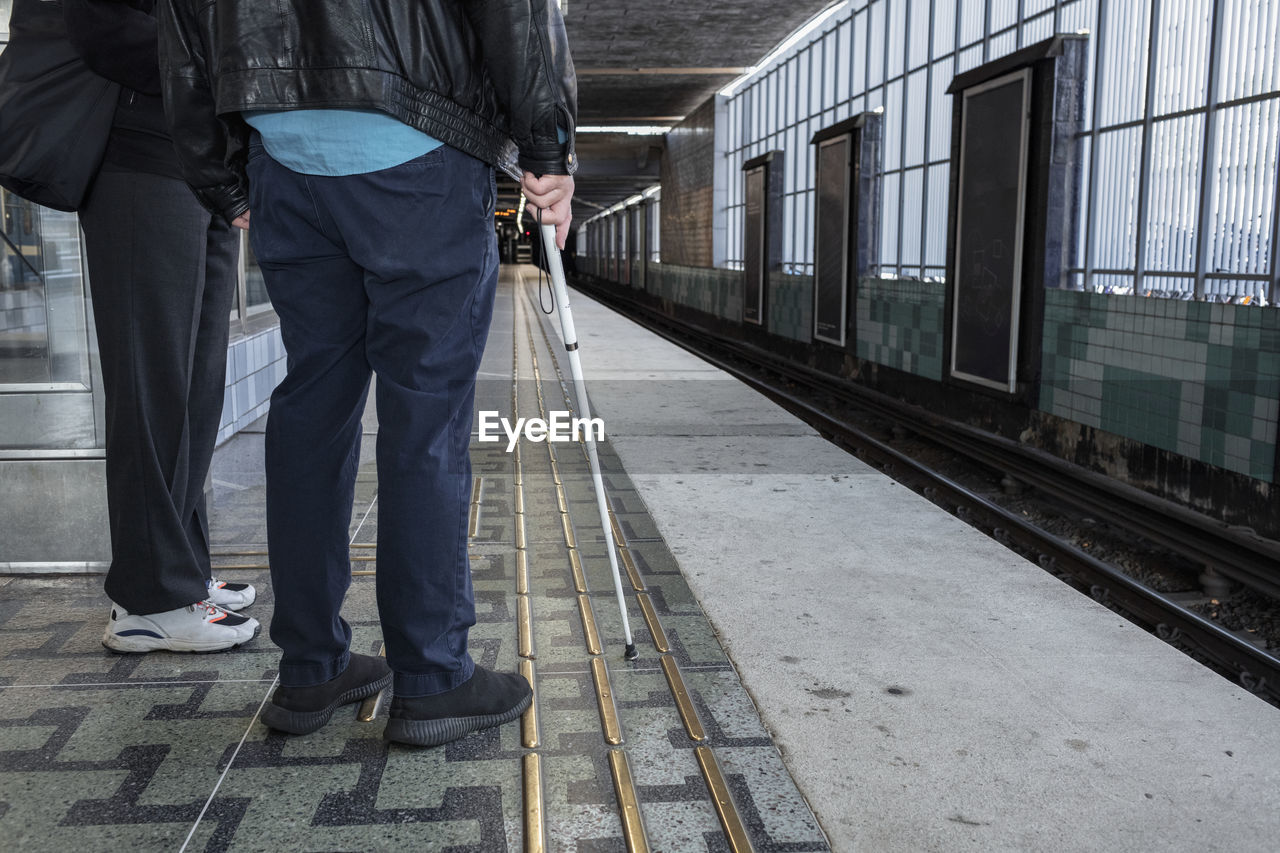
xmin=570 ymin=275 xmax=1280 ymax=706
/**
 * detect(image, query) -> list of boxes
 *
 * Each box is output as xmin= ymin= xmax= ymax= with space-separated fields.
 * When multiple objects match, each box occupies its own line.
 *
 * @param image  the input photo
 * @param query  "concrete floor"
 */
xmin=4 ymin=265 xmax=1277 ymax=851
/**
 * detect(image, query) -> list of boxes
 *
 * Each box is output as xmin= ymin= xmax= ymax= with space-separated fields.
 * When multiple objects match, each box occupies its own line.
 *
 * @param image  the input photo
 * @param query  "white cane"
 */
xmin=538 ymin=221 xmax=638 ymax=661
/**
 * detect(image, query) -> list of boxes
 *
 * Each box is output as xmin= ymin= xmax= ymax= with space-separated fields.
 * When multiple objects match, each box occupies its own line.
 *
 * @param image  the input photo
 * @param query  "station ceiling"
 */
xmin=502 ymin=1 xmax=838 ymax=229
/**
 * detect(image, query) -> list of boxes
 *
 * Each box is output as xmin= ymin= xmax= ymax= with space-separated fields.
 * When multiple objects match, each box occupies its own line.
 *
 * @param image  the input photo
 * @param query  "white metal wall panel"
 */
xmin=710 ymin=0 xmax=1277 ymax=303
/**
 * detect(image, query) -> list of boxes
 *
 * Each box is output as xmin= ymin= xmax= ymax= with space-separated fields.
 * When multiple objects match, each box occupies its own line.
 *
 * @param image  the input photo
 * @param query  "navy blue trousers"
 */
xmin=247 ymin=142 xmax=498 ymax=697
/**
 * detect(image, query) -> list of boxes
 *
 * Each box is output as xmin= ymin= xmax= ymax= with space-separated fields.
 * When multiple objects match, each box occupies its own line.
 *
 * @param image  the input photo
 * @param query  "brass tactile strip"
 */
xmin=524 ymin=274 xmax=771 ymax=853
xmin=524 ymin=279 xmax=663 ymax=853
xmin=590 ymin=657 xmax=623 ymax=745
xmin=696 ymin=747 xmax=755 ymax=853
xmin=357 ymin=644 xmax=388 ymax=722
xmin=620 ymin=546 xmax=645 ymax=592
xmin=660 ymin=655 xmax=705 ymax=741
xmin=560 ymin=513 xmax=578 ymax=549
xmin=569 ymin=549 xmax=587 ymax=594
xmin=609 ymin=511 xmax=626 ymax=549
xmin=516 ymin=296 xmax=547 ymax=853
xmin=520 ymin=658 xmax=540 ymax=749
xmin=518 ymin=594 xmax=535 ymax=659
xmin=209 ymin=547 xmax=268 ymax=571
xmin=516 ymin=549 xmax=530 ymax=595
xmin=522 ymin=752 xmax=546 ymax=853
xmin=213 ymin=543 xmax=383 ymax=573
xmin=577 ymin=594 xmax=603 ymax=655
xmin=637 ymin=593 xmax=670 ymax=653
xmin=608 ymin=749 xmax=650 ymax=853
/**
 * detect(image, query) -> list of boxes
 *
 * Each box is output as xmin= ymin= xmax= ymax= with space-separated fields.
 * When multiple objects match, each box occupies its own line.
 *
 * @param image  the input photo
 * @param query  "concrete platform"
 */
xmin=2 ymin=264 xmax=1277 ymax=852
xmin=551 ymin=272 xmax=1280 ymax=852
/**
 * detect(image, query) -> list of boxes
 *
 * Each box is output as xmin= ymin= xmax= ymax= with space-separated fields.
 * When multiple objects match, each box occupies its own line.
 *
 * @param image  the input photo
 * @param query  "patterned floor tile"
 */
xmin=0 ymin=272 xmax=830 ymax=852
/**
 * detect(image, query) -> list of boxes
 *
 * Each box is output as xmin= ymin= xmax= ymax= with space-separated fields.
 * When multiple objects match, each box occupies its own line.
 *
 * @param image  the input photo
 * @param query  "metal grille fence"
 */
xmin=721 ymin=0 xmax=1279 ymax=305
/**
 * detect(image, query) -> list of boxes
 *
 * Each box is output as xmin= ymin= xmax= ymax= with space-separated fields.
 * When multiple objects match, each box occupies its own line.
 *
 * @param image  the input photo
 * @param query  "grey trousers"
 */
xmin=79 ymin=169 xmax=239 ymax=614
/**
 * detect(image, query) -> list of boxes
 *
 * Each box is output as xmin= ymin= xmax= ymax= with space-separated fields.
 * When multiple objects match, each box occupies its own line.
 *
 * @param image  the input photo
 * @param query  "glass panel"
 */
xmin=1098 ymin=0 xmax=1153 ymax=127
xmin=650 ymin=200 xmax=660 ymax=262
xmin=243 ymin=231 xmax=271 ymax=315
xmin=933 ymin=0 xmax=956 ymax=58
xmin=1144 ymin=114 xmax=1204 ymax=275
xmin=1206 ymin=100 xmax=1278 ymax=277
xmin=908 ymin=0 xmax=931 ymax=70
xmin=1153 ymin=0 xmax=1211 ymax=116
xmin=1022 ymin=12 xmax=1054 ymax=45
xmin=929 ymin=57 xmax=954 ymax=163
xmin=868 ymin=1 xmax=886 ymax=87
xmin=989 ymin=29 xmax=1018 ymax=59
xmin=1092 ymin=127 xmax=1143 ymax=271
xmin=883 ymin=79 xmax=903 ymax=171
xmin=900 ymin=167 xmax=924 ymax=268
xmin=991 ymin=0 xmax=1019 ymax=32
xmin=1 ymin=192 xmax=91 ymax=387
xmin=0 ymin=2 xmax=11 ymax=39
xmin=852 ymin=9 xmax=868 ymax=94
xmin=887 ymin=0 xmax=906 ymax=78
xmin=0 ymin=192 xmax=99 ymax=450
xmin=904 ymin=69 xmax=928 ymax=167
xmin=926 ymin=163 xmax=950 ymax=267
xmin=835 ymin=20 xmax=850 ymax=106
xmin=959 ymin=0 xmax=985 ymax=49
xmin=1218 ymin=0 xmax=1280 ymax=102
xmin=881 ymin=170 xmax=900 ymax=273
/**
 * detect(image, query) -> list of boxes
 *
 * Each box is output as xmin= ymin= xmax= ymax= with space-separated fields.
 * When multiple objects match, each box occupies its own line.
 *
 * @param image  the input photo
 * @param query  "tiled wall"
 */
xmin=1041 ymin=290 xmax=1279 ymax=482
xmin=646 ymin=263 xmax=742 ymax=321
xmin=216 ymin=325 xmax=286 ymax=445
xmin=767 ymin=272 xmax=813 ymax=342
xmin=855 ymin=276 xmax=946 ymax=381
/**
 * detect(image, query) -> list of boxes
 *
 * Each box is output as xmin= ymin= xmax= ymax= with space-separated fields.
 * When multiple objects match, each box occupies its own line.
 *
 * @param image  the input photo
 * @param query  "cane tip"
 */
xmin=623 ymin=643 xmax=638 ymax=661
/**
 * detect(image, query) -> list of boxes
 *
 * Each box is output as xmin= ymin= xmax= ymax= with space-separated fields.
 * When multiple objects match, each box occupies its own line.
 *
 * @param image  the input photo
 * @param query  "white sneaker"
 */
xmin=206 ymin=577 xmax=257 ymax=610
xmin=102 ymin=601 xmax=259 ymax=653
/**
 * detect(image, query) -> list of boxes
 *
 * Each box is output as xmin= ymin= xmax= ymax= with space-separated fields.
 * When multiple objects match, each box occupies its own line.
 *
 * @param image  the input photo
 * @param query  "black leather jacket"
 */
xmin=158 ymin=0 xmax=577 ymax=223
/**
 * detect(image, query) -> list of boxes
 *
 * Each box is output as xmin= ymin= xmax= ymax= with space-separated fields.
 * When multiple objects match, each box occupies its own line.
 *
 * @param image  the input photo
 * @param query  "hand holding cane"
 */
xmin=537 ymin=218 xmax=638 ymax=661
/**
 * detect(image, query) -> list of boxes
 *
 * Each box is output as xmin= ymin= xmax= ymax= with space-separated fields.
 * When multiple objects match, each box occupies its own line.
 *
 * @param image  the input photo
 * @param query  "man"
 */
xmin=158 ymin=0 xmax=576 ymax=746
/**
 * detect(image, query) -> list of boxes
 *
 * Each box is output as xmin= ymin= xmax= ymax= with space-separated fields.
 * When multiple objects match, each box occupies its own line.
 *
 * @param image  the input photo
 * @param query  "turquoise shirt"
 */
xmin=243 ymin=109 xmax=442 ymax=176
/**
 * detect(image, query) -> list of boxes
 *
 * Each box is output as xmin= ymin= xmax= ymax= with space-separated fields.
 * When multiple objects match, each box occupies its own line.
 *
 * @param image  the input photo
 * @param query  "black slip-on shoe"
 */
xmin=384 ymin=666 xmax=532 ymax=747
xmin=261 ymin=652 xmax=392 ymax=735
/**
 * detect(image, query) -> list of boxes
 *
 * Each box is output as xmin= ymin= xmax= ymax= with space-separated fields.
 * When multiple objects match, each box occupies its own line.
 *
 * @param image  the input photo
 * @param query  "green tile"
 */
xmin=1251 ymin=452 xmax=1276 ymax=483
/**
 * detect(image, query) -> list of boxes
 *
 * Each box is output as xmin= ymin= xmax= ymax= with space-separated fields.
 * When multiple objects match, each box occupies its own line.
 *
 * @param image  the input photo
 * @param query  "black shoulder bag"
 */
xmin=0 ymin=0 xmax=120 ymax=211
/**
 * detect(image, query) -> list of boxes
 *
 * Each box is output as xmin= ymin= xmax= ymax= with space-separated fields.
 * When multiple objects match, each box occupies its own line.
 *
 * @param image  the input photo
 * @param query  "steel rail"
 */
xmin=570 ymin=277 xmax=1280 ymax=703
